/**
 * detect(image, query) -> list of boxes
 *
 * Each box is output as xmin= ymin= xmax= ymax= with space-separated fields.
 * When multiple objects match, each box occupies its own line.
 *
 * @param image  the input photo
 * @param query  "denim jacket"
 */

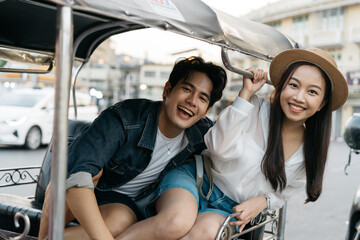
xmin=66 ymin=99 xmax=213 ymax=199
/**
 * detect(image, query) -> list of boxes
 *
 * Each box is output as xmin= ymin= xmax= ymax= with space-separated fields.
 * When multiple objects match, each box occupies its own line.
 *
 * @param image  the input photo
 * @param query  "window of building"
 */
xmin=160 ymin=71 xmax=170 ymax=79
xmin=270 ymin=21 xmax=281 ymax=30
xmin=321 ymin=8 xmax=344 ymax=30
xmin=147 ymin=86 xmax=153 ymax=95
xmin=336 ymin=53 xmax=342 ymax=68
xmin=292 ymin=15 xmax=308 ymax=36
xmin=330 ymin=52 xmax=342 ymax=69
xmin=144 ymin=71 xmax=156 ymax=78
xmin=353 ymin=107 xmax=360 ymax=113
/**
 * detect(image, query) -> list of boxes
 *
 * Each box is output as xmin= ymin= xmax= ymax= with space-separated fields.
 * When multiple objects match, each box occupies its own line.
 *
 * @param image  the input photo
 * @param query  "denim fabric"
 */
xmin=67 ymin=99 xmax=213 ymax=200
xmin=153 ymin=161 xmax=238 ymax=218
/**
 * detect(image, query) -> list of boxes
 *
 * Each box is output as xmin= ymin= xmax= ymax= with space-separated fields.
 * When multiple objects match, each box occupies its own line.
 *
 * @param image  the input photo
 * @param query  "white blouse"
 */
xmin=203 ymin=95 xmax=306 ymax=210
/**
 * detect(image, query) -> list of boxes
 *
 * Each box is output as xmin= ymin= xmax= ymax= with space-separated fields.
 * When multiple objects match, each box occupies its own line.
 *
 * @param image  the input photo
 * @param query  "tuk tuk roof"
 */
xmin=0 ymin=0 xmax=298 ymax=63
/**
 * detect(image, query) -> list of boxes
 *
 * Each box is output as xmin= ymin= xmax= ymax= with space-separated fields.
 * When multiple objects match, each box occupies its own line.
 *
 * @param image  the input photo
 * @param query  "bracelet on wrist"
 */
xmin=263 ymin=194 xmax=271 ymax=210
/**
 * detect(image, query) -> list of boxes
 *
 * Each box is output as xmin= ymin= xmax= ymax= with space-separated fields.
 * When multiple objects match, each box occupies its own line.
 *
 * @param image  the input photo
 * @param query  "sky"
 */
xmin=202 ymin=0 xmax=274 ymax=16
xmin=113 ymin=0 xmax=276 ymax=64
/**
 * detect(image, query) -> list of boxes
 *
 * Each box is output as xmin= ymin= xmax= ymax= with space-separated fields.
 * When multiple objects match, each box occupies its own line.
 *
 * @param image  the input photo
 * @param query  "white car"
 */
xmin=0 ymin=87 xmax=99 ymax=149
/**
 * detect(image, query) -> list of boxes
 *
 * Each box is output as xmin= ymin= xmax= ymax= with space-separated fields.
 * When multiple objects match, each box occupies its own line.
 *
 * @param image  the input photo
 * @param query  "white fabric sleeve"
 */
xmin=65 ymin=172 xmax=94 ymax=190
xmin=266 ymin=174 xmax=306 ymax=210
xmin=204 ymin=96 xmax=255 ymax=161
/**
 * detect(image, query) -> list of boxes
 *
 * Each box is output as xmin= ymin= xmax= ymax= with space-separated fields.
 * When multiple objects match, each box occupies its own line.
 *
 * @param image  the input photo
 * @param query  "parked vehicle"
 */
xmin=343 ymin=114 xmax=360 ymax=240
xmin=0 ymin=87 xmax=98 ymax=149
xmin=0 ymin=0 xmax=298 ymax=239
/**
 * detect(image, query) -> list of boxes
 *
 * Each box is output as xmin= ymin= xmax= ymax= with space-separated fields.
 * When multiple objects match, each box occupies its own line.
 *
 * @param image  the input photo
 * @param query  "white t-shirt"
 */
xmin=203 ymin=95 xmax=306 ymax=210
xmin=114 ymin=128 xmax=187 ymax=198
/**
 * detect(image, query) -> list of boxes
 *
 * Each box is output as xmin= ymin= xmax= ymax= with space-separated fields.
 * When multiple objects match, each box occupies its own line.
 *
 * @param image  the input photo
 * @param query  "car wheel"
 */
xmin=25 ymin=126 xmax=42 ymax=150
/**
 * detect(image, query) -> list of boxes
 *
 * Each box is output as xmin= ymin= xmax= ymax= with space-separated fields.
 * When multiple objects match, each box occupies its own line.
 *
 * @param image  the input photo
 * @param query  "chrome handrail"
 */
xmin=0 ymin=213 xmax=31 ymax=240
xmin=216 ymin=202 xmax=287 ymax=240
xmin=221 ymin=47 xmax=272 ymax=85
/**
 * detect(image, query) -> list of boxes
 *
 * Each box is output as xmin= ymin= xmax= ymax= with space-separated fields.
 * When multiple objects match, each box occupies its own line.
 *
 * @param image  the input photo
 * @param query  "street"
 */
xmin=0 ymin=141 xmax=359 ymax=239
xmin=285 ymin=141 xmax=360 ymax=239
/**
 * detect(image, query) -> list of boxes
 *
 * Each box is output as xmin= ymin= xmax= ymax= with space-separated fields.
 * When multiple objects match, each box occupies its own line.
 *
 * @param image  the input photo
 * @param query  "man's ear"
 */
xmin=201 ymin=107 xmax=211 ymax=119
xmin=163 ymin=81 xmax=171 ymax=100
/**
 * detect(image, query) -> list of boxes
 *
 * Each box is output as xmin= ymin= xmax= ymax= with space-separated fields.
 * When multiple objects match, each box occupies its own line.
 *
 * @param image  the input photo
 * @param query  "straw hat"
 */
xmin=269 ymin=48 xmax=348 ymax=111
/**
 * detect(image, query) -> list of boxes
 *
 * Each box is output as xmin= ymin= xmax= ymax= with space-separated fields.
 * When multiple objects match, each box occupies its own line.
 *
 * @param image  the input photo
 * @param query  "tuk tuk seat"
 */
xmin=0 ymin=119 xmax=91 ymax=237
xmin=34 ymin=120 xmax=91 ymax=204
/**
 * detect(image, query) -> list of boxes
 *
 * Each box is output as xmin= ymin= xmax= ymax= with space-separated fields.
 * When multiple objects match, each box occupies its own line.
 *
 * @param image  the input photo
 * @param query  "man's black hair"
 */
xmin=168 ymin=56 xmax=227 ymax=107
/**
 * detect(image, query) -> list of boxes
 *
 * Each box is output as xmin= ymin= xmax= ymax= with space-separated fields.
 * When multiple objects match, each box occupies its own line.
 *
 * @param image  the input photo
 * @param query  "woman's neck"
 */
xmin=282 ymin=118 xmax=305 ymax=136
xmin=281 ymin=120 xmax=305 ymax=161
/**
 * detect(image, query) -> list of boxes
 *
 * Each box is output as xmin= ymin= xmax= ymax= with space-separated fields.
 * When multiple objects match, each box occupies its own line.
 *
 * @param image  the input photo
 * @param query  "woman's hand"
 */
xmin=238 ymin=68 xmax=268 ymax=101
xmin=230 ymin=195 xmax=268 ymax=233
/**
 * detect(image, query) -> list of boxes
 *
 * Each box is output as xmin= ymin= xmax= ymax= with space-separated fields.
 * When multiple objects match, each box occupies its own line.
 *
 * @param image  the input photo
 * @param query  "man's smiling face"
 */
xmin=159 ymin=71 xmax=213 ymax=137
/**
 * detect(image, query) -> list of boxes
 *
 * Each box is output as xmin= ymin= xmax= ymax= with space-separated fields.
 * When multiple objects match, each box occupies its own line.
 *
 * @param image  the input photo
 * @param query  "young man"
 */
xmin=38 ymin=56 xmax=227 ymax=240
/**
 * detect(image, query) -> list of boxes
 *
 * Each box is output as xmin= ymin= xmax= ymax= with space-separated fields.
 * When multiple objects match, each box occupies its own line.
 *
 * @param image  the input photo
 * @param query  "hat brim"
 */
xmin=269 ymin=49 xmax=348 ymax=111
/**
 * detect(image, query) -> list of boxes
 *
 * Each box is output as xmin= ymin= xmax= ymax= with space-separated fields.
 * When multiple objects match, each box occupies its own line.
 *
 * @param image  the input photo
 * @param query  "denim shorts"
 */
xmin=154 ymin=161 xmax=238 ymax=218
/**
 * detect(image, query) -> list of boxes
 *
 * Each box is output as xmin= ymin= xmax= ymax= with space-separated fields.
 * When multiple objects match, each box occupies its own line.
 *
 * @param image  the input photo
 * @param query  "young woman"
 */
xmin=116 ymin=48 xmax=348 ymax=240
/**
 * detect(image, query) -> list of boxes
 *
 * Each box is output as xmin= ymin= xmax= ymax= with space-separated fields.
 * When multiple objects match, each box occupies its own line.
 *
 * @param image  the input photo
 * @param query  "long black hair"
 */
xmin=261 ymin=62 xmax=332 ymax=203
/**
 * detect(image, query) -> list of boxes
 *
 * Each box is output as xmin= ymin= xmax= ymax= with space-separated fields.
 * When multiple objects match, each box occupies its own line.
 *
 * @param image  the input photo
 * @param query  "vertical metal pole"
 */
xmin=277 ymin=201 xmax=287 ymax=240
xmin=49 ymin=4 xmax=73 ymax=240
xmin=72 ymin=62 xmax=85 ymax=119
xmin=125 ymin=72 xmax=130 ymax=99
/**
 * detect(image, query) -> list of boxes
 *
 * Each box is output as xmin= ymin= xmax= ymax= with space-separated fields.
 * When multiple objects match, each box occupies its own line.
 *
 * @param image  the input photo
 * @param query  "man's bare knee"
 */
xmin=153 ymin=189 xmax=198 ymax=239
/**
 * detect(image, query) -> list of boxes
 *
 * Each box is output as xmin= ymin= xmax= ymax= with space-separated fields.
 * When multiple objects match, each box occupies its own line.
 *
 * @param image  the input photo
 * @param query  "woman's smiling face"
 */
xmin=280 ymin=64 xmax=327 ymax=125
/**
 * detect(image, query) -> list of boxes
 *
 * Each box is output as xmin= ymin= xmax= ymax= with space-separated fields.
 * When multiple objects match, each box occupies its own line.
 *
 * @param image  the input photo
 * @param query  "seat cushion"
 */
xmin=0 ymin=229 xmax=38 ymax=240
xmin=0 ymin=194 xmax=42 ymax=237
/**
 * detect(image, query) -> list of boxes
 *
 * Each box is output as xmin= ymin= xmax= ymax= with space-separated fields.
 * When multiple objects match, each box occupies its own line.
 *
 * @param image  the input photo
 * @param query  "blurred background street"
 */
xmin=1 ymin=140 xmax=359 ymax=239
xmin=286 ymin=141 xmax=360 ymax=239
xmin=2 ymin=0 xmax=360 ymax=239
